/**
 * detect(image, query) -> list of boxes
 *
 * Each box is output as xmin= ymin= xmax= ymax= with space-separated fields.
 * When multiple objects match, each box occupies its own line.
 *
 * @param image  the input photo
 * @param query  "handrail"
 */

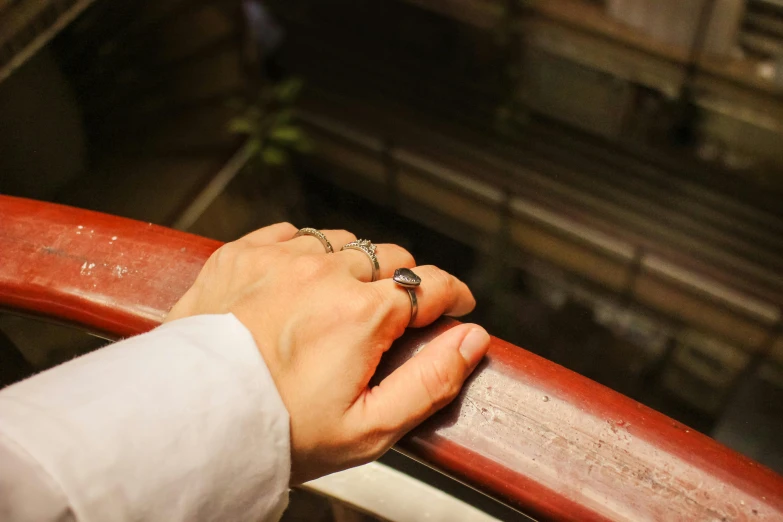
xmin=2 ymin=194 xmax=782 ymax=521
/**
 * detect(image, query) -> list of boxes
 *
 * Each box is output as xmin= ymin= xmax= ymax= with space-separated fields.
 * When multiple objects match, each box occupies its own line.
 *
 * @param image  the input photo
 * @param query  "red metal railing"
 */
xmin=2 ymin=194 xmax=782 ymax=521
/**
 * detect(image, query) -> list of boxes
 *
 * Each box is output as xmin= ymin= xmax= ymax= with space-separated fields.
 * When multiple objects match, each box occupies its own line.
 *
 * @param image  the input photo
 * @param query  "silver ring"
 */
xmin=294 ymin=227 xmax=334 ymax=253
xmin=393 ymin=268 xmax=421 ymax=326
xmin=341 ymin=239 xmax=380 ymax=281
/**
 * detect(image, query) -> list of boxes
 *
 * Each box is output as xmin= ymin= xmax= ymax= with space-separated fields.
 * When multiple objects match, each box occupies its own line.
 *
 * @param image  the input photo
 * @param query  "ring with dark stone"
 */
xmin=393 ymin=268 xmax=421 ymax=288
xmin=393 ymin=268 xmax=420 ymax=325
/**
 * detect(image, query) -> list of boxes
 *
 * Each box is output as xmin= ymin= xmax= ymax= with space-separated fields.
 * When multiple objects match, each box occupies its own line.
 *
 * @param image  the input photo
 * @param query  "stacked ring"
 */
xmin=341 ymin=240 xmax=380 ymax=282
xmin=294 ymin=227 xmax=334 ymax=253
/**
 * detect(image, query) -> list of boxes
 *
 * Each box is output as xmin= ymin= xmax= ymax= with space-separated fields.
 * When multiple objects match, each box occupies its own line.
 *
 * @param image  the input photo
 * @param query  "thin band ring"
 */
xmin=393 ymin=268 xmax=421 ymax=326
xmin=294 ymin=227 xmax=334 ymax=253
xmin=406 ymin=289 xmax=418 ymax=326
xmin=341 ymin=240 xmax=380 ymax=281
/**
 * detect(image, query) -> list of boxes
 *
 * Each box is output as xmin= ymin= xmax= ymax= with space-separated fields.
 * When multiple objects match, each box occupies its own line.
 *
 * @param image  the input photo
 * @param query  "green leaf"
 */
xmin=275 ymin=78 xmax=304 ymax=102
xmin=246 ymin=138 xmax=262 ymax=156
xmin=273 ymin=109 xmax=293 ymax=126
xmin=228 ymin=117 xmax=254 ymax=134
xmin=293 ymin=135 xmax=314 ymax=153
xmin=269 ymin=125 xmax=302 ymax=143
xmin=262 ymin=146 xmax=289 ymax=166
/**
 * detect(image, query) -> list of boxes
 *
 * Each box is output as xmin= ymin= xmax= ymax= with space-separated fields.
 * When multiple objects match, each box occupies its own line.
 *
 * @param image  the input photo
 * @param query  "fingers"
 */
xmin=357 ymin=323 xmax=490 ymax=440
xmin=287 ymin=229 xmax=358 ymax=253
xmin=236 ymin=222 xmax=299 ymax=246
xmin=340 ymin=243 xmax=416 ymax=281
xmin=373 ymin=265 xmax=475 ymax=327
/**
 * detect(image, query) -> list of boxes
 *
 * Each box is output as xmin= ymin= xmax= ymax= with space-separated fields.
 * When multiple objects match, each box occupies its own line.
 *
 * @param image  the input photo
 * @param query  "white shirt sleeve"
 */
xmin=0 ymin=314 xmax=291 ymax=522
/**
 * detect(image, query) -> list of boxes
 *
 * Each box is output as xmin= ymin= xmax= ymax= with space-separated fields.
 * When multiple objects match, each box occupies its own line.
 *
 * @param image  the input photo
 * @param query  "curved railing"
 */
xmin=2 ymin=194 xmax=782 ymax=521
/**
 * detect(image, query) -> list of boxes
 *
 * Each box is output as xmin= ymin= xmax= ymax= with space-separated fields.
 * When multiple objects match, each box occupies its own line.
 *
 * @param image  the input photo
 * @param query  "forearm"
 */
xmin=0 ymin=314 xmax=290 ymax=522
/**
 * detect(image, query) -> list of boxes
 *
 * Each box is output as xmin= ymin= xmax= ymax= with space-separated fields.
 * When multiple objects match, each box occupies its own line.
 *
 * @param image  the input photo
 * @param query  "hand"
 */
xmin=165 ymin=223 xmax=490 ymax=484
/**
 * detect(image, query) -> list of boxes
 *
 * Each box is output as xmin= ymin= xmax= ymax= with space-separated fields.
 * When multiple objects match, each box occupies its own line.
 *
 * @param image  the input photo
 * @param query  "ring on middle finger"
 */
xmin=341 ymin=239 xmax=380 ymax=281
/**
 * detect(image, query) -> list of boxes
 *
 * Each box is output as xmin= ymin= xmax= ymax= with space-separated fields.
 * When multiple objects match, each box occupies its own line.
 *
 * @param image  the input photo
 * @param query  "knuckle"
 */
xmin=211 ymin=242 xmax=239 ymax=266
xmin=387 ymin=244 xmax=416 ymax=266
xmin=370 ymin=282 xmax=403 ymax=323
xmin=424 ymin=265 xmax=453 ymax=292
xmin=361 ymin=285 xmax=385 ymax=313
xmin=274 ymin=241 xmax=297 ymax=255
xmin=233 ymin=247 xmax=258 ymax=273
xmin=340 ymin=229 xmax=358 ymax=243
xmin=277 ymin=222 xmax=298 ymax=236
xmin=361 ymin=285 xmax=391 ymax=321
xmin=418 ymin=359 xmax=460 ymax=409
xmin=335 ymin=288 xmax=377 ymax=321
xmin=291 ymin=254 xmax=330 ymax=280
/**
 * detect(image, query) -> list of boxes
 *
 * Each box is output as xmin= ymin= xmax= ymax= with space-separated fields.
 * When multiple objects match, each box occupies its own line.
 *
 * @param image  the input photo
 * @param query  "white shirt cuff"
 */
xmin=0 ymin=313 xmax=291 ymax=522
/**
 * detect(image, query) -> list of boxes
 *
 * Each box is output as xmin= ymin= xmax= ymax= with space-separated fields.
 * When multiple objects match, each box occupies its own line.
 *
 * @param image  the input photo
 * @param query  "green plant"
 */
xmin=228 ymin=77 xmax=312 ymax=167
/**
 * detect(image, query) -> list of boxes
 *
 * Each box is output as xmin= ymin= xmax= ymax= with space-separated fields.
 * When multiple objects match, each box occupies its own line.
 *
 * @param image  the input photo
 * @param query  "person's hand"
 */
xmin=165 ymin=223 xmax=490 ymax=484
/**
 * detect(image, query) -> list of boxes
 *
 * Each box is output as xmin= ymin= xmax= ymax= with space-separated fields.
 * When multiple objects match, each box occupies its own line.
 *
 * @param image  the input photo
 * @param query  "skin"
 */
xmin=165 ymin=223 xmax=490 ymax=484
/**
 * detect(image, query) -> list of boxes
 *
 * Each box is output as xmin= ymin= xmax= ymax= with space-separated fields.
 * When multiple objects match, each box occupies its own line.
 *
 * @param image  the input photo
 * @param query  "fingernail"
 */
xmin=459 ymin=327 xmax=490 ymax=367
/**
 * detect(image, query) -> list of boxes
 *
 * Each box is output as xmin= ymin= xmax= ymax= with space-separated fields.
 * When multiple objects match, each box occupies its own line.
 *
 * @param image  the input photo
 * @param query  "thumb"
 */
xmin=361 ymin=323 xmax=490 ymax=439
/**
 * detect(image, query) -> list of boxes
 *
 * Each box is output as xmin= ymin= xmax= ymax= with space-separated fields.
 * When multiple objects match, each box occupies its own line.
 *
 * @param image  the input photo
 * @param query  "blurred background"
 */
xmin=2 ymin=0 xmax=783 ymax=519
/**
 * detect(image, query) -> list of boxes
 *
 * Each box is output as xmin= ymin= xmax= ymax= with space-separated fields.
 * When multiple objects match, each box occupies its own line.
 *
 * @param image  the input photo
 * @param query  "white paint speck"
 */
xmin=79 ymin=262 xmax=95 ymax=276
xmin=77 ymin=225 xmax=83 ymax=229
xmin=113 ymin=265 xmax=129 ymax=278
xmin=111 ymin=236 xmax=118 ymax=241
